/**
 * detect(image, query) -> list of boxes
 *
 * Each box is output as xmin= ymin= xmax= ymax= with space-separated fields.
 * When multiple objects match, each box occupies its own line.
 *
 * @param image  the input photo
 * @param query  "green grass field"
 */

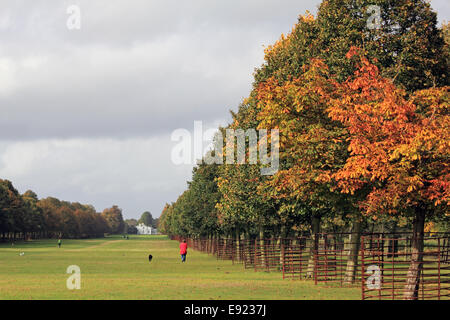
xmin=0 ymin=235 xmax=360 ymax=300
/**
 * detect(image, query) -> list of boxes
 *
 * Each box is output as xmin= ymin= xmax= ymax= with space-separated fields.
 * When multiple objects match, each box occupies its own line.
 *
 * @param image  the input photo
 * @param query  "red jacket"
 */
xmin=180 ymin=242 xmax=188 ymax=254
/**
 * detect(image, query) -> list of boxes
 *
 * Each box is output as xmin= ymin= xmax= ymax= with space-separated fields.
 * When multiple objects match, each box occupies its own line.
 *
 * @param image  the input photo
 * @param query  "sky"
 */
xmin=0 ymin=0 xmax=448 ymax=220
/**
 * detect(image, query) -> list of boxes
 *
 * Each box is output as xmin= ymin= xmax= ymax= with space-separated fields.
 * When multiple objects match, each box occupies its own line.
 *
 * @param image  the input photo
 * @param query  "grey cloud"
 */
xmin=0 ymin=0 xmax=323 ymax=140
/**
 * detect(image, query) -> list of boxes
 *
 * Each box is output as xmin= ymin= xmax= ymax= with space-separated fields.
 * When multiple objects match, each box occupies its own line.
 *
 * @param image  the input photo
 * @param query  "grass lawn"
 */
xmin=0 ymin=235 xmax=361 ymax=300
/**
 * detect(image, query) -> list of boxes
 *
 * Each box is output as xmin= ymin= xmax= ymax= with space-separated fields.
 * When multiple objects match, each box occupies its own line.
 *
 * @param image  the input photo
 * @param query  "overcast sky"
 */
xmin=0 ymin=1 xmax=448 ymax=220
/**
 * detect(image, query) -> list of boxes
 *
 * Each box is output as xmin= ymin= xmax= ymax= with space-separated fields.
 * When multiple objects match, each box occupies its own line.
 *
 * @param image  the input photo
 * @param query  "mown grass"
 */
xmin=0 ymin=235 xmax=360 ymax=300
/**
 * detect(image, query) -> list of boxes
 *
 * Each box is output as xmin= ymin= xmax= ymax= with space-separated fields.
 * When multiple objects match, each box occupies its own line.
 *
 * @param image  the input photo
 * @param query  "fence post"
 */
xmin=281 ymin=240 xmax=285 ymax=279
xmin=314 ymin=233 xmax=318 ymax=285
xmin=324 ymin=235 xmax=328 ymax=284
xmin=254 ymin=238 xmax=257 ymax=272
xmin=438 ymin=237 xmax=441 ymax=300
xmin=361 ymin=236 xmax=365 ymax=300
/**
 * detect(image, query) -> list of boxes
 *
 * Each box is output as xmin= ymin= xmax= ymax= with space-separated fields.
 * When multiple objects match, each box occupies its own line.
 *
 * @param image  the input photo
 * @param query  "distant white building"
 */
xmin=136 ymin=223 xmax=157 ymax=235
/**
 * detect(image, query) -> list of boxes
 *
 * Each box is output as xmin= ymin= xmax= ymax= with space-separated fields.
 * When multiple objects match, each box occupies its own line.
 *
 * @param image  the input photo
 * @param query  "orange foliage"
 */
xmin=328 ymin=47 xmax=449 ymax=215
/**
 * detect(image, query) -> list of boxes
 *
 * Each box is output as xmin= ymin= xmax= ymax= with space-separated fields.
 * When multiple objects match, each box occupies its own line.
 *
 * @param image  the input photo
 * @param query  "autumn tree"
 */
xmin=101 ymin=206 xmax=125 ymax=234
xmin=328 ymin=49 xmax=449 ymax=299
xmin=159 ymin=0 xmax=448 ymax=286
xmin=256 ymin=58 xmax=361 ymax=278
xmin=58 ymin=204 xmax=79 ymax=238
xmin=251 ymin=0 xmax=448 ymax=281
xmin=37 ymin=197 xmax=63 ymax=238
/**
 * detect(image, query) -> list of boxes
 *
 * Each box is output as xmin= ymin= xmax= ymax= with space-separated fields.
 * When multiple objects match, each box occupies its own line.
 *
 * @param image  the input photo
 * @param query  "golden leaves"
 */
xmin=327 ymin=51 xmax=450 ymax=214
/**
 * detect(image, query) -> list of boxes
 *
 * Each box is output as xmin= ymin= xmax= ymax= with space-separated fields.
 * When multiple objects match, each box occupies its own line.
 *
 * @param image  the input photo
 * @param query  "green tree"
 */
xmin=22 ymin=190 xmax=46 ymax=239
xmin=125 ymin=219 xmax=138 ymax=227
xmin=0 ymin=180 xmax=27 ymax=241
xmin=138 ymin=211 xmax=153 ymax=227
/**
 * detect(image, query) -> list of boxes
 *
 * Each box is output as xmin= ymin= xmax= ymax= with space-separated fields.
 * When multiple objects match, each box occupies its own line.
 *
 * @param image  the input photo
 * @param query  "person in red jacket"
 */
xmin=180 ymin=240 xmax=188 ymax=263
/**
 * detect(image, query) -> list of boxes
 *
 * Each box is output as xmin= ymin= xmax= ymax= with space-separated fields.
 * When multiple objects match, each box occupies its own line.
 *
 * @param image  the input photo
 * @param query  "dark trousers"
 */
xmin=181 ymin=253 xmax=187 ymax=262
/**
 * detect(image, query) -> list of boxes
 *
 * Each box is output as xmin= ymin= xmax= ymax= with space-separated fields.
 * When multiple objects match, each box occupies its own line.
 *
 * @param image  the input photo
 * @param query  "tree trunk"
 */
xmin=235 ymin=227 xmax=241 ymax=262
xmin=403 ymin=208 xmax=425 ymax=300
xmin=344 ymin=220 xmax=362 ymax=284
xmin=240 ymin=230 xmax=245 ymax=262
xmin=259 ymin=225 xmax=265 ymax=267
xmin=292 ymin=230 xmax=298 ymax=245
xmin=306 ymin=215 xmax=321 ymax=278
xmin=388 ymin=223 xmax=399 ymax=258
xmin=279 ymin=225 xmax=286 ymax=269
xmin=212 ymin=233 xmax=216 ymax=255
xmin=208 ymin=233 xmax=212 ymax=254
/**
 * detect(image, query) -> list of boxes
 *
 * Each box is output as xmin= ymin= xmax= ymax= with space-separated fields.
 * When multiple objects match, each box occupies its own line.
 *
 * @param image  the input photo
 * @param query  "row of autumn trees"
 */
xmin=0 ymin=179 xmax=126 ymax=240
xmin=160 ymin=0 xmax=449 ymax=298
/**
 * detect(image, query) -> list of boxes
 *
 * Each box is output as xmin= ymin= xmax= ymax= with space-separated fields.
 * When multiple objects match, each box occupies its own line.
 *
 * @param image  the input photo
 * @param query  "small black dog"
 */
xmin=148 ymin=254 xmax=153 ymax=262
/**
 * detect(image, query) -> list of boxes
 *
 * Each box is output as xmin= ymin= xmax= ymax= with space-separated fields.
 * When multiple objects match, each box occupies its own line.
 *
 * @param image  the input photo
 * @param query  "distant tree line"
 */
xmin=0 ymin=179 xmax=126 ymax=241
